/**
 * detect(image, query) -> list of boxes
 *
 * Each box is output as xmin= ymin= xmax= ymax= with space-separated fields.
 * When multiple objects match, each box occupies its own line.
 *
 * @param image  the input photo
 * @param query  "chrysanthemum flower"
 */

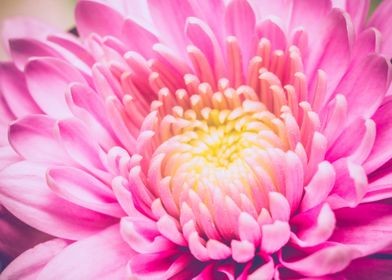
xmin=1 ymin=0 xmax=392 ymax=279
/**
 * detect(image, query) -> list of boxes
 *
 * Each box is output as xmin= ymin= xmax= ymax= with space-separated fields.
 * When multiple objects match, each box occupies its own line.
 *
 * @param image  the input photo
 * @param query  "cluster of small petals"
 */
xmin=0 ymin=0 xmax=392 ymax=279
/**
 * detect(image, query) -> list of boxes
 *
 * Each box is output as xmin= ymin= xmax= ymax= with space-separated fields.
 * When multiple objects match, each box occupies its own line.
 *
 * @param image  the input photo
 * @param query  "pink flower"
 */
xmin=1 ymin=0 xmax=392 ymax=278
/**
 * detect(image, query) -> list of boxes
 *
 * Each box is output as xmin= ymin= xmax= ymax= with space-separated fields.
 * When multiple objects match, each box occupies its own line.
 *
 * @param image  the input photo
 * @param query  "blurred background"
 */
xmin=0 ymin=0 xmax=384 ymax=59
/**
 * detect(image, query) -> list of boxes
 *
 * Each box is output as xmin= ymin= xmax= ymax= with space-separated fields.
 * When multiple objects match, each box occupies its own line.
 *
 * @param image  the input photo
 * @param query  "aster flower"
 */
xmin=1 ymin=0 xmax=392 ymax=279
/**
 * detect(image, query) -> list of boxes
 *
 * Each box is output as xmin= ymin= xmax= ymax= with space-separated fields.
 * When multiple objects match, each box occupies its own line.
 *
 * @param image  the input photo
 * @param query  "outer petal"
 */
xmin=0 ymin=63 xmax=41 ymax=117
xmin=37 ymin=224 xmax=134 ymax=280
xmin=330 ymin=203 xmax=392 ymax=256
xmin=0 ymin=239 xmax=69 ymax=280
xmin=365 ymin=98 xmax=392 ymax=173
xmin=0 ymin=161 xmax=116 ymax=240
xmin=339 ymin=257 xmax=392 ymax=279
xmin=75 ymin=0 xmax=124 ymax=38
xmin=334 ymin=54 xmax=389 ymax=124
xmin=368 ymin=0 xmax=392 ymax=57
xmin=25 ymin=57 xmax=87 ymax=118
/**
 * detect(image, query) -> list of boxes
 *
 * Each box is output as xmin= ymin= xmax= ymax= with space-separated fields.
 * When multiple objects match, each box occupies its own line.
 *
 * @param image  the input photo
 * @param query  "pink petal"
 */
xmin=365 ymin=98 xmax=392 ymax=173
xmin=66 ymin=83 xmax=118 ymax=150
xmin=369 ymin=0 xmax=392 ymax=57
xmin=1 ymin=17 xmax=57 ymax=53
xmin=75 ymin=0 xmax=124 ymax=38
xmin=37 ymin=224 xmax=134 ymax=279
xmin=256 ymin=19 xmax=286 ymax=51
xmin=261 ymin=220 xmax=290 ymax=254
xmin=328 ymin=159 xmax=367 ymax=209
xmin=0 ymin=207 xmax=50 ymax=259
xmin=331 ymin=203 xmax=392 ymax=256
xmin=122 ymin=19 xmax=158 ymax=58
xmin=225 ymin=0 xmax=256 ymax=66
xmin=57 ymin=118 xmax=108 ymax=177
xmin=231 ymin=240 xmax=255 ymax=263
xmin=25 ymin=57 xmax=86 ymax=118
xmin=1 ymin=239 xmax=69 ymax=280
xmin=339 ymin=257 xmax=392 ymax=279
xmin=148 ymin=0 xmax=195 ymax=58
xmin=0 ymin=146 xmax=21 ymax=171
xmin=269 ymin=192 xmax=290 ymax=222
xmin=0 ymin=161 xmax=116 ymax=240
xmin=120 ymin=217 xmax=175 ymax=254
xmin=0 ymin=63 xmax=41 ymax=117
xmin=9 ymin=38 xmax=61 ymax=70
xmin=129 ymin=251 xmax=201 ymax=280
xmin=301 ymin=161 xmax=336 ymax=211
xmin=46 ymin=166 xmax=124 ymax=217
xmin=334 ymin=54 xmax=389 ymax=124
xmin=327 ymin=118 xmax=375 ymax=164
xmin=291 ymin=203 xmax=336 ymax=247
xmin=280 ymin=244 xmax=361 ymax=277
xmin=305 ymin=9 xmax=353 ymax=103
xmin=8 ymin=115 xmax=71 ymax=164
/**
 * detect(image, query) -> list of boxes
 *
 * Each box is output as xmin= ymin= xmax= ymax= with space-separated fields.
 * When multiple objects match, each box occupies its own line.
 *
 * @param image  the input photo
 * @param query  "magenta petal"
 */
xmin=37 ymin=224 xmax=134 ymax=280
xmin=0 ymin=239 xmax=69 ymax=280
xmin=75 ymin=0 xmax=124 ymax=38
xmin=339 ymin=257 xmax=392 ymax=279
xmin=25 ymin=57 xmax=86 ymax=118
xmin=330 ymin=203 xmax=392 ymax=256
xmin=0 ymin=161 xmax=116 ymax=240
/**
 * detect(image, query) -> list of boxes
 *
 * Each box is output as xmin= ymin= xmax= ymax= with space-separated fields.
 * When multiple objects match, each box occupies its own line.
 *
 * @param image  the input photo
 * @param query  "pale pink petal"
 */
xmin=37 ymin=224 xmax=134 ymax=280
xmin=25 ymin=57 xmax=87 ymax=118
xmin=0 ymin=161 xmax=116 ymax=240
xmin=280 ymin=244 xmax=361 ymax=277
xmin=0 ymin=239 xmax=69 ymax=280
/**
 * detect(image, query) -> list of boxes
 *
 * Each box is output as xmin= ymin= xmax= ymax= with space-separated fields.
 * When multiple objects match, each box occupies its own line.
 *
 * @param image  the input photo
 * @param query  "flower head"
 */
xmin=1 ymin=0 xmax=392 ymax=279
